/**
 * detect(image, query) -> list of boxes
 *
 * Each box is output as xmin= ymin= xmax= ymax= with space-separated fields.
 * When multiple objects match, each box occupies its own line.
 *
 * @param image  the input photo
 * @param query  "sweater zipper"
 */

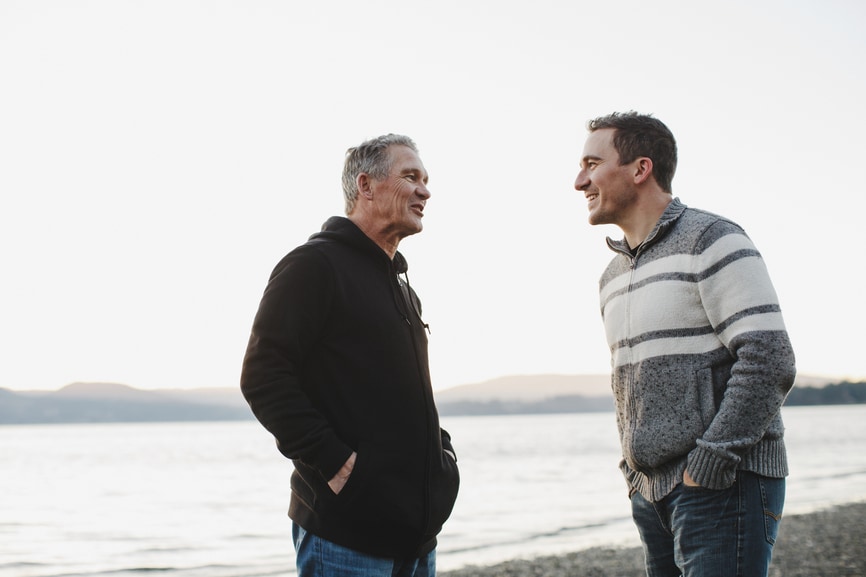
xmin=625 ymin=250 xmax=640 ymax=467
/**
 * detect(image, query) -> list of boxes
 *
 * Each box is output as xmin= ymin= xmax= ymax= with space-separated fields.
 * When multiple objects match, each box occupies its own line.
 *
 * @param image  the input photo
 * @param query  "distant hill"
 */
xmin=1 ymin=374 xmax=862 ymax=425
xmin=435 ymin=374 xmax=611 ymax=402
xmin=785 ymin=380 xmax=866 ymax=406
xmin=0 ymin=382 xmax=251 ymax=425
xmin=433 ymin=373 xmax=866 ymax=416
xmin=434 ymin=374 xmax=613 ymax=416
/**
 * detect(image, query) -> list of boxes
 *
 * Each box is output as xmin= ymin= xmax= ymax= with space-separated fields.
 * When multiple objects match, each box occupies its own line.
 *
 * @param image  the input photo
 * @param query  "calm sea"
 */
xmin=3 ymin=405 xmax=865 ymax=576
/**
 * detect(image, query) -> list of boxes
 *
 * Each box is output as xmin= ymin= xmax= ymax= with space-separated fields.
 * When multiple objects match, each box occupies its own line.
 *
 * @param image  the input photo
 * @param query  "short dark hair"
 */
xmin=342 ymin=134 xmax=418 ymax=214
xmin=587 ymin=112 xmax=677 ymax=193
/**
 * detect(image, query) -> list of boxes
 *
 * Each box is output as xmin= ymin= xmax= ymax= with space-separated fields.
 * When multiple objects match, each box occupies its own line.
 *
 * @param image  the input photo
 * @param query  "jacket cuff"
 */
xmin=441 ymin=429 xmax=456 ymax=460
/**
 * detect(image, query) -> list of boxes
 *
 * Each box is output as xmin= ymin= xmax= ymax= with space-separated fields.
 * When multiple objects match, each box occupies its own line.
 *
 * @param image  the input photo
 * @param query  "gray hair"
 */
xmin=342 ymin=134 xmax=418 ymax=214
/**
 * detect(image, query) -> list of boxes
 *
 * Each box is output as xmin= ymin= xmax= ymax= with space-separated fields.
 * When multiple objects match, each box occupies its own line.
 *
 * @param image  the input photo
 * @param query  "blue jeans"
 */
xmin=292 ymin=523 xmax=436 ymax=577
xmin=630 ymin=471 xmax=785 ymax=577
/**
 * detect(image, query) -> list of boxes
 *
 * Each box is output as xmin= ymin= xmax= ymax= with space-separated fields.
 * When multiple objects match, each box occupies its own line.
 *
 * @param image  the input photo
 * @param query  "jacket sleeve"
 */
xmin=687 ymin=222 xmax=796 ymax=488
xmin=240 ymin=246 xmax=354 ymax=483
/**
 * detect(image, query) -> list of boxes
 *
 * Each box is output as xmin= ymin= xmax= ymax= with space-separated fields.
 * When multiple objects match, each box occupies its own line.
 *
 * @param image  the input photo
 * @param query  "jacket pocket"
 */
xmin=327 ymin=443 xmax=427 ymax=535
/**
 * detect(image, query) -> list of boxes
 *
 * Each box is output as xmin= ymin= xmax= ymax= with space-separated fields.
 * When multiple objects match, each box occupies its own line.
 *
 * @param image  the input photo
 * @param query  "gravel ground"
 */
xmin=441 ymin=501 xmax=866 ymax=577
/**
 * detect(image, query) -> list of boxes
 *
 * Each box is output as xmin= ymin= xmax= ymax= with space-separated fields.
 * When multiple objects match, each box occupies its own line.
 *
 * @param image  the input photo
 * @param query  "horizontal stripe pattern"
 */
xmin=602 ymin=227 xmax=786 ymax=369
xmin=599 ymin=199 xmax=796 ymax=501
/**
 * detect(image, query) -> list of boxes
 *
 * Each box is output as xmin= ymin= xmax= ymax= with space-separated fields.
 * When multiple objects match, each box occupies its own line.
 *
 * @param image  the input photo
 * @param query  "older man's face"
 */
xmin=369 ymin=145 xmax=431 ymax=239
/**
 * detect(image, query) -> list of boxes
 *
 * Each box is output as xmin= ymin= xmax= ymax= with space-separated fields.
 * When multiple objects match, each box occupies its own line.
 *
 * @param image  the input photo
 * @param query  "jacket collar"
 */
xmin=311 ymin=216 xmax=409 ymax=274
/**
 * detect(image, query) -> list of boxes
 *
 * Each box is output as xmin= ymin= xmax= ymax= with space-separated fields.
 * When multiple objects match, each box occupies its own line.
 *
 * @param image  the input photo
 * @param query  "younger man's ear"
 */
xmin=633 ymin=157 xmax=654 ymax=185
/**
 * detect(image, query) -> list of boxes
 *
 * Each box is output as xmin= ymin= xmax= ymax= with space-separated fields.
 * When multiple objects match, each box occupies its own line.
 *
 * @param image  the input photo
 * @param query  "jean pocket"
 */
xmin=758 ymin=475 xmax=785 ymax=545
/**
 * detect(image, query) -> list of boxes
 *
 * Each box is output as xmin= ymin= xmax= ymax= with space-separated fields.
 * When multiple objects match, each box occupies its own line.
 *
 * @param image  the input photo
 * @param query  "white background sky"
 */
xmin=2 ymin=0 xmax=864 ymax=392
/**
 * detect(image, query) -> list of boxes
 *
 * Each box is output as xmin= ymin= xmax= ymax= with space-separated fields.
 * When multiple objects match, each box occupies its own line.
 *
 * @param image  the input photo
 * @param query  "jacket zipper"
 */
xmin=392 ymin=264 xmax=435 ymax=541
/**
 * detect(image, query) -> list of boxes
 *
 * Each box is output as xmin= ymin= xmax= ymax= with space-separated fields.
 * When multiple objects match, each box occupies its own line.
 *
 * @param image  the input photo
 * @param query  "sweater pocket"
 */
xmin=695 ymin=367 xmax=719 ymax=429
xmin=628 ymin=368 xmax=712 ymax=470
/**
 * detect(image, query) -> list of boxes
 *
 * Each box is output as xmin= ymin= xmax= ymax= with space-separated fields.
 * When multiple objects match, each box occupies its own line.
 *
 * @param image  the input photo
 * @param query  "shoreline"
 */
xmin=441 ymin=500 xmax=866 ymax=577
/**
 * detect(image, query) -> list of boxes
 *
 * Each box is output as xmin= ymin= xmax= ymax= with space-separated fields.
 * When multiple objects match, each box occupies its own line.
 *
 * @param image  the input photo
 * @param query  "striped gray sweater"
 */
xmin=599 ymin=198 xmax=796 ymax=502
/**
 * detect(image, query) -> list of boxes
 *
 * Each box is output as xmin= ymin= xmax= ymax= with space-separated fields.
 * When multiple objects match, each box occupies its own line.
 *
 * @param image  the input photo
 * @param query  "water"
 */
xmin=2 ymin=405 xmax=865 ymax=576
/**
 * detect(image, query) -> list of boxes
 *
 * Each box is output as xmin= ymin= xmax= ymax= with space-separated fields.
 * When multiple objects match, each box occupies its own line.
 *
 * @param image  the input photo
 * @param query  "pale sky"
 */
xmin=2 ymin=0 xmax=864 ymax=392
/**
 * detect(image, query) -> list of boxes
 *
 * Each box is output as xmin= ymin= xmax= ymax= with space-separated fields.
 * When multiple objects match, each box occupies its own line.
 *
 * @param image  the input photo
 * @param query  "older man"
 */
xmin=241 ymin=134 xmax=459 ymax=577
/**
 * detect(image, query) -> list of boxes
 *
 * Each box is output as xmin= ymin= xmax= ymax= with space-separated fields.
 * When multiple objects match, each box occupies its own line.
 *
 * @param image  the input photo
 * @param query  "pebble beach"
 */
xmin=441 ymin=500 xmax=866 ymax=577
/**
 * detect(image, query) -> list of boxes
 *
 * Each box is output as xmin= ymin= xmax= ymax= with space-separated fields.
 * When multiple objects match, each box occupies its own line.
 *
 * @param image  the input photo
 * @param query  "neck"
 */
xmin=621 ymin=192 xmax=673 ymax=249
xmin=348 ymin=214 xmax=400 ymax=259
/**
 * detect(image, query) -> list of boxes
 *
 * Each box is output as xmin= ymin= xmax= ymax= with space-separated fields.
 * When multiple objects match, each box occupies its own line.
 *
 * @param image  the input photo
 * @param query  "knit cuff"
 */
xmin=687 ymin=444 xmax=738 ymax=490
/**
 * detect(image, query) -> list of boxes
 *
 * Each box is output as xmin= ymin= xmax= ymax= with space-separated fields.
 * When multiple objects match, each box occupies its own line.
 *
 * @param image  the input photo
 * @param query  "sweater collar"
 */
xmin=606 ymin=197 xmax=687 ymax=255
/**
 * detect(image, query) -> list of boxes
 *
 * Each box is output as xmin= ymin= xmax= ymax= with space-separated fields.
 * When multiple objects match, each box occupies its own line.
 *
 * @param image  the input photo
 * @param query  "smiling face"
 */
xmin=368 ymin=144 xmax=431 ymax=242
xmin=574 ymin=128 xmax=639 ymax=227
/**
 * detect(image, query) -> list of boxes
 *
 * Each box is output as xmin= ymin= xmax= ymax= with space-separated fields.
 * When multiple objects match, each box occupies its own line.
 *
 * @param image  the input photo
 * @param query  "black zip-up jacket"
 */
xmin=240 ymin=216 xmax=459 ymax=558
